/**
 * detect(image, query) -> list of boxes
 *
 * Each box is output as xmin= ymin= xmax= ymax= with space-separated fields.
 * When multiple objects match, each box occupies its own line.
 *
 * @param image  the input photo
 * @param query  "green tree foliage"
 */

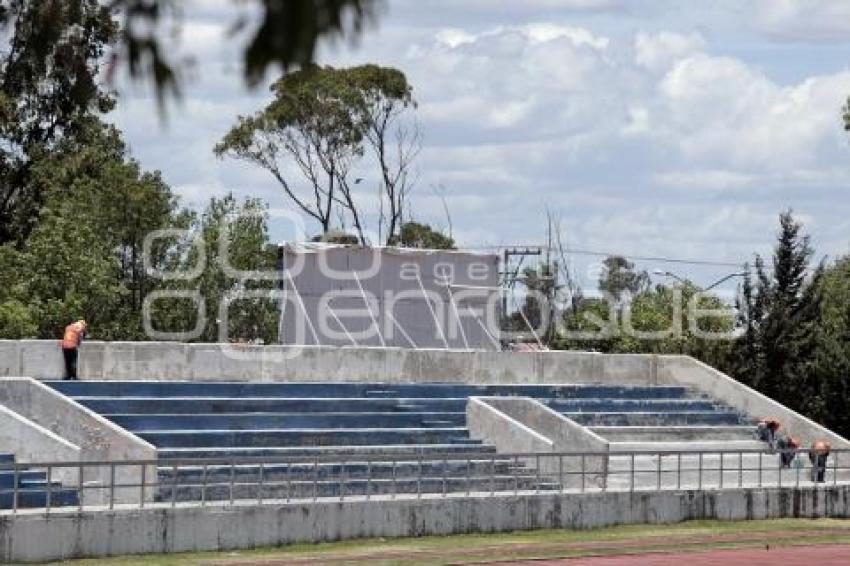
xmin=215 ymin=64 xmax=418 ymax=244
xmin=110 ymin=0 xmax=380 ymax=103
xmin=808 ymin=257 xmax=850 ymax=435
xmin=731 ymin=211 xmax=821 ymax=409
xmin=555 ymin=282 xmax=734 ymax=357
xmin=388 ymin=221 xmax=455 ymax=250
xmin=598 ymin=256 xmax=650 ymax=303
xmin=151 ymin=194 xmax=278 ymax=344
xmin=0 ymin=0 xmax=117 ymax=244
xmin=0 ymin=120 xmax=183 ymax=339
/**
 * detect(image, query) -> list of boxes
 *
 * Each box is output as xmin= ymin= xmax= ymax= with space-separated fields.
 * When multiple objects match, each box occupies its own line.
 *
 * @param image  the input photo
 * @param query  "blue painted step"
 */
xmin=157 ymin=459 xmax=520 ymax=483
xmin=157 ymin=443 xmax=497 ymax=460
xmin=47 ymin=381 xmax=691 ymax=400
xmin=563 ymin=411 xmax=746 ymax=426
xmin=73 ymin=397 xmax=469 ymax=415
xmin=138 ymin=428 xmax=479 ymax=448
xmin=107 ymin=412 xmax=467 ymax=431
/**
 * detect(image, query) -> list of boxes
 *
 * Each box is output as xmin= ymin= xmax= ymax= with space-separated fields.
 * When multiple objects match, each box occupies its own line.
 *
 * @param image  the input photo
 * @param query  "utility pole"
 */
xmin=500 ymin=246 xmax=543 ymax=326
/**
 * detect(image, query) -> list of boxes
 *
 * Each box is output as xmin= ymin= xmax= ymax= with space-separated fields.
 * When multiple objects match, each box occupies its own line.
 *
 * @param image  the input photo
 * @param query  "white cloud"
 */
xmin=111 ymin=7 xmax=850 ymax=270
xmin=634 ymin=31 xmax=706 ymax=73
xmin=751 ymin=0 xmax=850 ymax=41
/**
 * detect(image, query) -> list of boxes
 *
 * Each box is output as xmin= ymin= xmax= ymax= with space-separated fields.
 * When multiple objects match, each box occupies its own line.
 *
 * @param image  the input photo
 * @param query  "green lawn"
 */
xmin=46 ymin=519 xmax=850 ymax=566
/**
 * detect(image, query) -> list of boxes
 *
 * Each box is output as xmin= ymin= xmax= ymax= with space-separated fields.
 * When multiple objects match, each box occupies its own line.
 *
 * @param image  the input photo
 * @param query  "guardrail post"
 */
xmin=629 ymin=453 xmax=635 ymax=492
xmin=366 ymin=459 xmax=372 ymax=501
xmin=656 ymin=453 xmax=662 ymax=491
xmin=46 ymin=465 xmax=52 ymax=514
xmin=200 ymin=463 xmax=206 ymax=506
xmin=78 ymin=464 xmax=84 ymax=511
xmin=720 ymin=452 xmax=724 ymax=489
xmin=738 ymin=451 xmax=743 ymax=488
xmin=258 ymin=463 xmax=265 ymax=504
xmin=139 ymin=463 xmax=146 ymax=508
xmin=535 ymin=454 xmax=541 ymax=494
xmin=579 ymin=454 xmax=585 ymax=492
xmin=417 ymin=454 xmax=422 ymax=499
xmin=286 ymin=462 xmax=292 ymax=503
xmin=834 ymin=452 xmax=838 ymax=486
xmin=228 ymin=462 xmax=235 ymax=506
xmin=795 ymin=452 xmax=800 ymax=487
xmin=490 ymin=455 xmax=495 ymax=496
xmin=109 ymin=463 xmax=115 ymax=510
xmin=12 ymin=465 xmax=19 ymax=514
xmin=392 ymin=458 xmax=397 ymax=500
xmin=339 ymin=459 xmax=345 ymax=502
xmin=313 ymin=457 xmax=319 ymax=502
xmin=558 ymin=454 xmax=564 ymax=493
xmin=466 ymin=456 xmax=471 ymax=496
xmin=698 ymin=453 xmax=703 ymax=490
xmin=676 ymin=452 xmax=681 ymax=490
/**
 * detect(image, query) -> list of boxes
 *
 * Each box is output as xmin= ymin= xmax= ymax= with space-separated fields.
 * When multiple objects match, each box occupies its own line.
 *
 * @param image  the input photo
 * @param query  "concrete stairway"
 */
xmin=44 ymin=381 xmax=760 ymax=500
xmin=0 ymin=453 xmax=79 ymax=510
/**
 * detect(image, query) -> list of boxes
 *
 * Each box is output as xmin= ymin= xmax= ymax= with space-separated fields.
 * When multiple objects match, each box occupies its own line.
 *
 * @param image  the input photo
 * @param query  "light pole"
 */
xmin=652 ymin=269 xmax=748 ymax=291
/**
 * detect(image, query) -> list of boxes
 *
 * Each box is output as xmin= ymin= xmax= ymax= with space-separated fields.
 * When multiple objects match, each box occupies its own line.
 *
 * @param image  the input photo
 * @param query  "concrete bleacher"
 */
xmin=42 ymin=380 xmax=759 ymax=499
xmin=0 ymin=453 xmax=78 ymax=509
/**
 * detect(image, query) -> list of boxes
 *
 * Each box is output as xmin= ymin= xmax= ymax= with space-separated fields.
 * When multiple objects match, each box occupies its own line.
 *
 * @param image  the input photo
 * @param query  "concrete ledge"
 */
xmin=0 ymin=405 xmax=81 ymax=484
xmin=468 ymin=397 xmax=609 ymax=487
xmin=0 ymin=341 xmax=662 ymax=383
xmin=0 ymin=378 xmax=157 ymax=504
xmin=656 ymin=356 xmax=850 ymax=449
xmin=3 ymin=486 xmax=850 ymax=563
xmin=466 ymin=397 xmax=554 ymax=454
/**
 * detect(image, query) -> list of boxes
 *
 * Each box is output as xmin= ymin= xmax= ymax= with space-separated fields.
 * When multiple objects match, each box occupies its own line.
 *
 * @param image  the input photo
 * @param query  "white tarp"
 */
xmin=278 ymin=246 xmax=501 ymax=350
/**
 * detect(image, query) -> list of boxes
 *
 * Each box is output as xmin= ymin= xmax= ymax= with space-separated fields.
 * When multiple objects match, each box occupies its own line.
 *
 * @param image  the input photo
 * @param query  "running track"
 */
xmin=502 ymin=543 xmax=850 ymax=565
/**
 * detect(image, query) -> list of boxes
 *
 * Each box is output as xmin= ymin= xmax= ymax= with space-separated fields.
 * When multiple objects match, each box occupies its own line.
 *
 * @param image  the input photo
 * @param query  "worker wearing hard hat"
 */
xmin=61 ymin=320 xmax=87 ymax=380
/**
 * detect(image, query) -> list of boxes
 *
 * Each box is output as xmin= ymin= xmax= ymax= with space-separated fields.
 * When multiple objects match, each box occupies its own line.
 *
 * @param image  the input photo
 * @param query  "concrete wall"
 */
xmin=467 ymin=397 xmax=608 ymax=487
xmin=0 ymin=405 xmax=81 ymax=484
xmin=466 ymin=397 xmax=554 ymax=454
xmin=0 ymin=340 xmax=658 ymax=383
xmin=3 ymin=486 xmax=850 ymax=563
xmin=656 ymin=356 xmax=850 ymax=448
xmin=0 ymin=378 xmax=157 ymax=504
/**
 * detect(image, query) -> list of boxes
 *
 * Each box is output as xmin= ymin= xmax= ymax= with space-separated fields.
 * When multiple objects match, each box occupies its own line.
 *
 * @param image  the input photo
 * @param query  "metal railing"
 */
xmin=1 ymin=448 xmax=847 ymax=514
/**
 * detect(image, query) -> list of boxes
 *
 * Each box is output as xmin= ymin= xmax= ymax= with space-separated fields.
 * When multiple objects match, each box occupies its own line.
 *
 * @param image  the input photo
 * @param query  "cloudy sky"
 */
xmin=110 ymin=0 xmax=850 ymax=292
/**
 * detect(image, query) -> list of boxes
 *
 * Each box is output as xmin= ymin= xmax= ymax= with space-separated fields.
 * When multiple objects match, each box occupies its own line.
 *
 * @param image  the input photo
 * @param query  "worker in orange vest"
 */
xmin=62 ymin=320 xmax=87 ymax=380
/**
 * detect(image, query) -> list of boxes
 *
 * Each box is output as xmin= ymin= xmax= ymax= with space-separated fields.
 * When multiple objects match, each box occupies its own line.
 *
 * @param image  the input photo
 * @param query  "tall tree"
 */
xmin=0 ymin=119 xmax=184 ymax=339
xmin=733 ymin=210 xmax=820 ymax=409
xmin=387 ymin=221 xmax=454 ymax=250
xmin=808 ymin=256 xmax=850 ymax=436
xmin=215 ymin=64 xmax=418 ymax=244
xmin=152 ymin=195 xmax=278 ymax=344
xmin=598 ymin=256 xmax=650 ymax=303
xmin=0 ymin=0 xmax=118 ymax=244
xmin=346 ymin=64 xmax=418 ymax=243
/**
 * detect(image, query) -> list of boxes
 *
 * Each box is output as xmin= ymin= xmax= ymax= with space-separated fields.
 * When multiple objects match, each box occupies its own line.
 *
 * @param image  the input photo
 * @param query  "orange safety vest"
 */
xmin=62 ymin=323 xmax=83 ymax=349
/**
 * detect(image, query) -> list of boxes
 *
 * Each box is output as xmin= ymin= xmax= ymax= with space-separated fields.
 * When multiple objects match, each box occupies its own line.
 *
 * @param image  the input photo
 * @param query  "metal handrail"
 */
xmin=0 ymin=447 xmax=845 ymax=515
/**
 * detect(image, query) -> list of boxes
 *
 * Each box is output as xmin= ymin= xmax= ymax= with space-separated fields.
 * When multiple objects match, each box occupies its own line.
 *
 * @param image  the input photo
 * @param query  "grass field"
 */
xmin=43 ymin=518 xmax=850 ymax=566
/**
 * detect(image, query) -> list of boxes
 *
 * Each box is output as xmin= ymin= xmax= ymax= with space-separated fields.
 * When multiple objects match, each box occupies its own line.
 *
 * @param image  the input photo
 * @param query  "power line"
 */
xmin=451 ymin=244 xmax=744 ymax=269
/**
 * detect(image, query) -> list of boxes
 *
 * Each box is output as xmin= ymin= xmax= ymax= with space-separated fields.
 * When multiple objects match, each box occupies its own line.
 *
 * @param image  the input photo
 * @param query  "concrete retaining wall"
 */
xmin=656 ymin=356 xmax=850 ymax=448
xmin=0 ymin=340 xmax=658 ymax=383
xmin=3 ymin=486 xmax=850 ymax=563
xmin=0 ymin=378 xmax=157 ymax=504
xmin=467 ymin=397 xmax=608 ymax=487
xmin=467 ymin=398 xmax=554 ymax=454
xmin=0 ymin=405 xmax=81 ymax=484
